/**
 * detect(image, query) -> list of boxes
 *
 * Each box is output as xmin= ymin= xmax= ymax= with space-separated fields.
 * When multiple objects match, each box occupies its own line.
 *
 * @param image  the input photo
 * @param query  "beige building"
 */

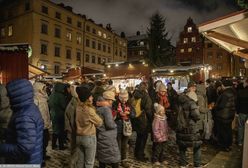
xmin=0 ymin=0 xmax=127 ymax=75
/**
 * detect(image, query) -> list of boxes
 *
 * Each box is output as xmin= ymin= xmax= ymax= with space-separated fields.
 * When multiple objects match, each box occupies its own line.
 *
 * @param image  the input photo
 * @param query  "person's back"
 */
xmin=0 ymin=79 xmax=44 ymax=164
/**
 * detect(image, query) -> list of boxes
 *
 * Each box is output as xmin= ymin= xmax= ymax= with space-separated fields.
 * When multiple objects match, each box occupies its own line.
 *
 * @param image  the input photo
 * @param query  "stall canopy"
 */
xmin=29 ymin=64 xmax=49 ymax=79
xmin=63 ymin=67 xmax=104 ymax=80
xmin=198 ymin=9 xmax=248 ymax=59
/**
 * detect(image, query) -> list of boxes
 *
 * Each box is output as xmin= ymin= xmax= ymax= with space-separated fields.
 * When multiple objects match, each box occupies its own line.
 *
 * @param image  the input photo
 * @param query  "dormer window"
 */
xmin=187 ymin=27 xmax=192 ymax=33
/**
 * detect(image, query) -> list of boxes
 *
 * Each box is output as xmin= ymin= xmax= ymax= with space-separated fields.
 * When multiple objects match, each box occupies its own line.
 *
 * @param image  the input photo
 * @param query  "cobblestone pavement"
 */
xmin=44 ymin=132 xmax=242 ymax=168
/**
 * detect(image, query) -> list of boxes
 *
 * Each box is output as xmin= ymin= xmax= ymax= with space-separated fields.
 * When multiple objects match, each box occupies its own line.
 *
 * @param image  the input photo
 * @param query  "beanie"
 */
xmin=103 ymin=90 xmax=115 ymax=101
xmin=158 ymin=83 xmax=167 ymax=92
xmin=76 ymin=87 xmax=92 ymax=102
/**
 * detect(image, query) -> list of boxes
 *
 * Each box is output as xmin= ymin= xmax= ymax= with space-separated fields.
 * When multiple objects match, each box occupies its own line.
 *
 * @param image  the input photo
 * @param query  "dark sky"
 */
xmin=51 ymin=0 xmax=239 ymax=45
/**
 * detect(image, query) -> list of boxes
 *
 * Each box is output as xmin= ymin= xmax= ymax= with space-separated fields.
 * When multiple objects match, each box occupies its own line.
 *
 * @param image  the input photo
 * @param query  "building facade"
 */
xmin=176 ymin=17 xmax=204 ymax=65
xmin=127 ymin=31 xmax=148 ymax=61
xmin=0 ymin=0 xmax=127 ymax=75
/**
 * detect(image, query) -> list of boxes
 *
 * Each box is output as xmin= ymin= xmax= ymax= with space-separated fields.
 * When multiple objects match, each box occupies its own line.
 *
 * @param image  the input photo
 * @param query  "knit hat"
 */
xmin=105 ymin=85 xmax=116 ymax=93
xmin=103 ymin=90 xmax=115 ymax=101
xmin=119 ymin=89 xmax=129 ymax=99
xmin=186 ymin=91 xmax=198 ymax=102
xmin=188 ymin=81 xmax=196 ymax=88
xmin=154 ymin=103 xmax=164 ymax=114
xmin=158 ymin=83 xmax=167 ymax=92
xmin=76 ymin=87 xmax=92 ymax=102
xmin=155 ymin=81 xmax=163 ymax=92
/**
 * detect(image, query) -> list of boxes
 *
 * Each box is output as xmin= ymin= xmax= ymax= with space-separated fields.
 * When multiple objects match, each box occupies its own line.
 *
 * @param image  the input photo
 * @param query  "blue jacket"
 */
xmin=0 ymin=79 xmax=44 ymax=164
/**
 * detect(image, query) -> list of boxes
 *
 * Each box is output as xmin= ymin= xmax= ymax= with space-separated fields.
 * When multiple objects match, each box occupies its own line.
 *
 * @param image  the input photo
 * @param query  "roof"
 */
xmin=198 ymin=9 xmax=248 ymax=59
xmin=29 ymin=64 xmax=49 ymax=79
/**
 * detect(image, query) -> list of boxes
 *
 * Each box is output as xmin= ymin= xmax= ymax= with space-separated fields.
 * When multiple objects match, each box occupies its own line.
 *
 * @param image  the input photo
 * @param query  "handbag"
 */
xmin=123 ymin=120 xmax=132 ymax=136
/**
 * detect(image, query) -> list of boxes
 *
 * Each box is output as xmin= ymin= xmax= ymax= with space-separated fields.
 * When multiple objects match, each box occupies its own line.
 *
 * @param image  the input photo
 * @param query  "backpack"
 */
xmin=176 ymin=104 xmax=189 ymax=131
xmin=123 ymin=120 xmax=132 ymax=136
xmin=132 ymin=98 xmax=142 ymax=117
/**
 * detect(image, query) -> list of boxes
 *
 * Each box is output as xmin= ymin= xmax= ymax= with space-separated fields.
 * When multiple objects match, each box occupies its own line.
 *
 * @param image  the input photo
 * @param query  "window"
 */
xmin=103 ymin=33 xmax=107 ymax=39
xmin=196 ymin=58 xmax=200 ymax=64
xmin=92 ymin=41 xmax=96 ymax=49
xmin=86 ymin=39 xmax=90 ymax=47
xmin=102 ymin=58 xmax=106 ymax=65
xmin=77 ymin=21 xmax=82 ymax=28
xmin=120 ymin=51 xmax=122 ymax=57
xmin=216 ymin=52 xmax=223 ymax=59
xmin=7 ymin=25 xmax=13 ymax=36
xmin=54 ymin=65 xmax=60 ymax=74
xmin=108 ymin=58 xmax=111 ymax=63
xmin=54 ymin=27 xmax=61 ymax=38
xmin=98 ymin=42 xmax=101 ymax=50
xmin=180 ymin=49 xmax=184 ymax=53
xmin=92 ymin=28 xmax=96 ymax=34
xmin=76 ymin=52 xmax=81 ymax=61
xmin=25 ymin=2 xmax=30 ymax=11
xmin=123 ymin=42 xmax=126 ymax=47
xmin=55 ymin=12 xmax=61 ymax=19
xmin=98 ymin=57 xmax=101 ymax=64
xmin=139 ymin=51 xmax=144 ymax=55
xmin=41 ymin=6 xmax=48 ymax=14
xmin=76 ymin=34 xmax=82 ymax=44
xmin=98 ymin=31 xmax=102 ymax=36
xmin=103 ymin=44 xmax=106 ymax=52
xmin=92 ymin=55 xmax=96 ymax=63
xmin=0 ymin=27 xmax=5 ymax=37
xmin=66 ymin=49 xmax=71 ymax=59
xmin=183 ymin=38 xmax=188 ymax=44
xmin=67 ymin=17 xmax=72 ymax=24
xmin=240 ymin=69 xmax=246 ymax=76
xmin=140 ymin=41 xmax=144 ymax=46
xmin=187 ymin=27 xmax=192 ymax=33
xmin=54 ymin=46 xmax=60 ymax=57
xmin=207 ymin=52 xmax=213 ymax=59
xmin=188 ymin=48 xmax=192 ymax=52
xmin=41 ymin=23 xmax=48 ymax=34
xmin=41 ymin=43 xmax=48 ymax=55
xmin=108 ymin=46 xmax=111 ymax=53
xmin=66 ymin=31 xmax=72 ymax=41
xmin=86 ymin=25 xmax=90 ymax=32
xmin=191 ymin=37 xmax=196 ymax=42
xmin=217 ymin=65 xmax=222 ymax=70
xmin=207 ymin=43 xmax=213 ymax=48
xmin=85 ymin=54 xmax=90 ymax=62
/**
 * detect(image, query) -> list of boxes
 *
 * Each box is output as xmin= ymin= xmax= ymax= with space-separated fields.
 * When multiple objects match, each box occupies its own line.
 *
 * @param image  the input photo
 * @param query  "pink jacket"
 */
xmin=152 ymin=114 xmax=169 ymax=142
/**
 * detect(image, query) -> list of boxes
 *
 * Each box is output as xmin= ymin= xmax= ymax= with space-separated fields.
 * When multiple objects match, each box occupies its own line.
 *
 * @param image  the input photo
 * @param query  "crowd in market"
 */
xmin=0 ymin=77 xmax=247 ymax=168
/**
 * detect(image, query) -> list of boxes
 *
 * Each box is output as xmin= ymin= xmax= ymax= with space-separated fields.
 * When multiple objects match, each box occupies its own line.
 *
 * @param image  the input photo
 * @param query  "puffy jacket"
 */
xmin=0 ymin=79 xmax=44 ymax=164
xmin=213 ymin=87 xmax=236 ymax=123
xmin=176 ymin=94 xmax=202 ymax=147
xmin=152 ymin=114 xmax=169 ymax=142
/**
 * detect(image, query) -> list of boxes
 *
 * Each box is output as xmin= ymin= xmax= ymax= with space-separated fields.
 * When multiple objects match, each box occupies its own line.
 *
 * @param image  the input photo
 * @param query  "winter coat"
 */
xmin=48 ymin=82 xmax=67 ymax=134
xmin=113 ymin=100 xmax=136 ymax=134
xmin=176 ymin=94 xmax=202 ymax=148
xmin=152 ymin=114 xmax=169 ymax=142
xmin=33 ymin=82 xmax=51 ymax=129
xmin=0 ymin=79 xmax=44 ymax=164
xmin=0 ymin=84 xmax=12 ymax=143
xmin=96 ymin=106 xmax=120 ymax=163
xmin=213 ymin=87 xmax=236 ymax=123
xmin=206 ymin=84 xmax=217 ymax=105
xmin=236 ymin=86 xmax=248 ymax=114
xmin=167 ymin=88 xmax=178 ymax=110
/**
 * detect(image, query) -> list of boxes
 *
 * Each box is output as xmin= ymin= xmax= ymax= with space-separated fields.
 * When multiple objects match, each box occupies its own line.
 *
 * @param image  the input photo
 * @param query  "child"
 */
xmin=152 ymin=103 xmax=169 ymax=167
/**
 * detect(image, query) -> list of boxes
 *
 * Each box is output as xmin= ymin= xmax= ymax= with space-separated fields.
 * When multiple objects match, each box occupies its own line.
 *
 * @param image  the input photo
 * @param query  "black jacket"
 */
xmin=236 ymin=87 xmax=248 ymax=114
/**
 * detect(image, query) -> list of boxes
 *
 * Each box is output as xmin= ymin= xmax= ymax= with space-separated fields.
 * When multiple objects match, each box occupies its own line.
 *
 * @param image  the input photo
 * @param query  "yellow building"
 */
xmin=0 ymin=0 xmax=127 ymax=75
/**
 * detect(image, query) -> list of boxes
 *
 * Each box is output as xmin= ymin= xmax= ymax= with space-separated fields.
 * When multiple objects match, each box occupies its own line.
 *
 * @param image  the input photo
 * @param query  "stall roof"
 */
xmin=198 ymin=9 xmax=248 ymax=59
xmin=29 ymin=64 xmax=49 ymax=79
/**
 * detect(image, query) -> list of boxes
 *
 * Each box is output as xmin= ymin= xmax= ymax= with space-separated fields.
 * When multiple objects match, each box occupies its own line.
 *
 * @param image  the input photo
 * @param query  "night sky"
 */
xmin=52 ymin=0 xmax=239 ymax=44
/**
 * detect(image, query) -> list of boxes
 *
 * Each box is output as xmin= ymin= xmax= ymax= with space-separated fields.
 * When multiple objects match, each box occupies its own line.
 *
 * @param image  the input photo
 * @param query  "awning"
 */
xmin=198 ymin=9 xmax=248 ymax=59
xmin=29 ymin=64 xmax=49 ymax=79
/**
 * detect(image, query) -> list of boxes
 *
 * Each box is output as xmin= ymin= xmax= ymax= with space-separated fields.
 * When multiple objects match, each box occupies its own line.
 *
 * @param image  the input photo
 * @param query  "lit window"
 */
xmin=188 ymin=48 xmax=192 ymax=52
xmin=139 ymin=51 xmax=144 ymax=55
xmin=8 ymin=25 xmax=13 ymax=36
xmin=183 ymin=38 xmax=188 ymax=44
xmin=98 ymin=31 xmax=102 ymax=36
xmin=191 ymin=37 xmax=196 ymax=42
xmin=76 ymin=34 xmax=82 ymax=44
xmin=103 ymin=33 xmax=107 ymax=39
xmin=180 ymin=49 xmax=184 ymax=53
xmin=0 ymin=27 xmax=5 ymax=37
xmin=66 ymin=31 xmax=72 ymax=41
xmin=187 ymin=27 xmax=192 ymax=33
xmin=123 ymin=42 xmax=126 ymax=47
xmin=140 ymin=41 xmax=144 ymax=46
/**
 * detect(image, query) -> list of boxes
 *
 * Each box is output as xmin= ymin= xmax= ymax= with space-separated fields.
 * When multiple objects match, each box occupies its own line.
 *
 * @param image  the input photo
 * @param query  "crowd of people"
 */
xmin=0 ymin=77 xmax=247 ymax=168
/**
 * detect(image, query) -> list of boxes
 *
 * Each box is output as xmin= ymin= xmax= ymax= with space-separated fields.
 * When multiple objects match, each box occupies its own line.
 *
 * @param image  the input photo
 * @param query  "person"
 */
xmin=0 ymin=84 xmax=12 ymax=164
xmin=176 ymin=81 xmax=202 ymax=168
xmin=96 ymin=90 xmax=121 ymax=168
xmin=213 ymin=80 xmax=236 ymax=151
xmin=75 ymin=87 xmax=103 ymax=168
xmin=113 ymin=89 xmax=135 ymax=168
xmin=206 ymin=79 xmax=217 ymax=107
xmin=33 ymin=82 xmax=51 ymax=166
xmin=152 ymin=103 xmax=169 ymax=167
xmin=0 ymin=79 xmax=44 ymax=164
xmin=166 ymin=82 xmax=178 ymax=110
xmin=49 ymin=82 xmax=67 ymax=150
xmin=236 ymin=79 xmax=248 ymax=146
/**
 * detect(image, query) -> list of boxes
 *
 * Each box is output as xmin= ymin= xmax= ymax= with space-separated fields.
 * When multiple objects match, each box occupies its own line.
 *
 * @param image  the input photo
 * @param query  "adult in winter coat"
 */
xmin=132 ymin=82 xmax=152 ymax=162
xmin=0 ymin=79 xmax=44 ymax=164
xmin=97 ymin=91 xmax=121 ymax=168
xmin=236 ymin=79 xmax=248 ymax=146
xmin=213 ymin=80 xmax=236 ymax=151
xmin=75 ymin=87 xmax=103 ymax=168
xmin=48 ymin=82 xmax=67 ymax=150
xmin=206 ymin=79 xmax=217 ymax=106
xmin=33 ymin=82 xmax=51 ymax=164
xmin=113 ymin=89 xmax=136 ymax=168
xmin=176 ymin=90 xmax=202 ymax=167
xmin=0 ymin=84 xmax=12 ymax=163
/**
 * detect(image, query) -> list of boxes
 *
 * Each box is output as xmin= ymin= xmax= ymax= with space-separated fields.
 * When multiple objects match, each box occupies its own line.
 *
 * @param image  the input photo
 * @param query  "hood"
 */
xmin=196 ymin=84 xmax=206 ymax=96
xmin=53 ymin=82 xmax=66 ymax=93
xmin=33 ymin=82 xmax=46 ymax=94
xmin=0 ymin=84 xmax=10 ymax=110
xmin=70 ymin=85 xmax=78 ymax=98
xmin=6 ymin=79 xmax=34 ymax=110
xmin=178 ymin=93 xmax=189 ymax=104
xmin=133 ymin=89 xmax=143 ymax=99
